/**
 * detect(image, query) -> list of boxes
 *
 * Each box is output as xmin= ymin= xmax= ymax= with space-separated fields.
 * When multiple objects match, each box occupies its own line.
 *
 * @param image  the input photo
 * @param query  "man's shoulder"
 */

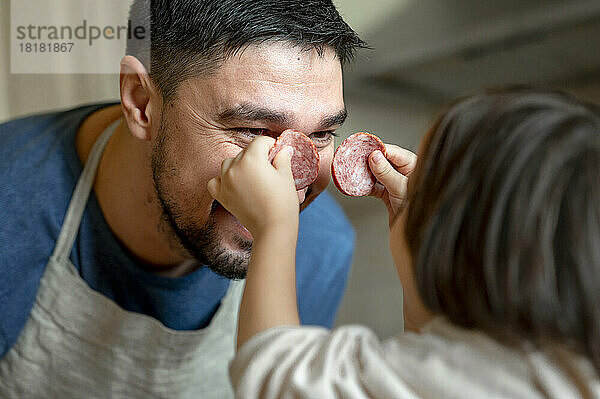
xmin=296 ymin=190 xmax=355 ymax=327
xmin=298 ymin=190 xmax=355 ymax=259
xmin=0 ymin=103 xmax=114 ymax=358
xmin=0 ymin=104 xmax=112 ymax=242
xmin=299 ymin=190 xmax=355 ymax=241
xmin=0 ymin=103 xmax=113 ymax=162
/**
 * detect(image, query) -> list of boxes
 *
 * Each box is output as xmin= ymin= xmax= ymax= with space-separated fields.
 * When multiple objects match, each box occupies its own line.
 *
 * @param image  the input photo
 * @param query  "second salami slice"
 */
xmin=331 ymin=132 xmax=386 ymax=196
xmin=268 ymin=130 xmax=320 ymax=190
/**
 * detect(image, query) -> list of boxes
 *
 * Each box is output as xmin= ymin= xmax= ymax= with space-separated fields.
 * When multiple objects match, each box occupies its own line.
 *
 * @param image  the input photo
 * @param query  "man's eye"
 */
xmin=232 ymin=128 xmax=269 ymax=139
xmin=310 ymin=130 xmax=338 ymax=144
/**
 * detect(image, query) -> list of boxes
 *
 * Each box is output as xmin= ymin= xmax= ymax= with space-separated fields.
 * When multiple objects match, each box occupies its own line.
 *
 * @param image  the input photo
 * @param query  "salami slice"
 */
xmin=331 ymin=132 xmax=386 ymax=196
xmin=268 ymin=129 xmax=320 ymax=190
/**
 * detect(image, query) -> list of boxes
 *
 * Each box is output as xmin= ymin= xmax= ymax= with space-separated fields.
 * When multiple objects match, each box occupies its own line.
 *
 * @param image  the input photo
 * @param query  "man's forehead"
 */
xmin=176 ymin=42 xmax=344 ymax=128
xmin=176 ymin=77 xmax=345 ymax=126
xmin=216 ymin=42 xmax=342 ymax=85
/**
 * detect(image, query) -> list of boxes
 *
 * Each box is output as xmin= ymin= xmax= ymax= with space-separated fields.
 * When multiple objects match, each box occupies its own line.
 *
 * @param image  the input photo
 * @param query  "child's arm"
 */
xmin=367 ymin=145 xmax=433 ymax=331
xmin=236 ymin=219 xmax=299 ymax=347
xmin=212 ymin=138 xmax=423 ymax=398
xmin=207 ymin=136 xmax=300 ymax=349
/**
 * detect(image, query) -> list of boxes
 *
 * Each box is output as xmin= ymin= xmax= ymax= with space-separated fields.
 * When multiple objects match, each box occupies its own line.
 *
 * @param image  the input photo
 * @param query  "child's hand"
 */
xmin=207 ymin=136 xmax=299 ymax=237
xmin=368 ymin=145 xmax=417 ymax=227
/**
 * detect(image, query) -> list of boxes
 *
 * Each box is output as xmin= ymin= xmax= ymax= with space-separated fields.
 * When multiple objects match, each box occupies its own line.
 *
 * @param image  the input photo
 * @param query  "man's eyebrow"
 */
xmin=216 ymin=103 xmax=347 ymax=131
xmin=216 ymin=103 xmax=293 ymax=125
xmin=318 ymin=109 xmax=347 ymax=130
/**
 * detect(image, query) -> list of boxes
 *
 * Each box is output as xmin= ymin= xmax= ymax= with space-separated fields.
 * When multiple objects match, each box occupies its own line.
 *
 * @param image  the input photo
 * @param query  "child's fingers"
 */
xmin=368 ymin=150 xmax=409 ymax=200
xmin=245 ymin=135 xmax=276 ymax=159
xmin=233 ymin=148 xmax=245 ymax=162
xmin=272 ymin=146 xmax=293 ymax=173
xmin=369 ymin=182 xmax=385 ymax=199
xmin=383 ymin=144 xmax=417 ymax=176
xmin=220 ymin=158 xmax=234 ymax=177
xmin=207 ymin=176 xmax=221 ymax=199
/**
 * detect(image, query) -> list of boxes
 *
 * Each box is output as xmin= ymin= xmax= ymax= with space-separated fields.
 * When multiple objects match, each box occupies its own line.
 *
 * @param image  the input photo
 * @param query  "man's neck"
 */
xmin=75 ymin=105 xmax=196 ymax=277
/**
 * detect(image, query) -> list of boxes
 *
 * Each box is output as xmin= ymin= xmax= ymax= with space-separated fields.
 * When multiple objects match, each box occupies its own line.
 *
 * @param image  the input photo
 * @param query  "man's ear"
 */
xmin=119 ymin=55 xmax=160 ymax=141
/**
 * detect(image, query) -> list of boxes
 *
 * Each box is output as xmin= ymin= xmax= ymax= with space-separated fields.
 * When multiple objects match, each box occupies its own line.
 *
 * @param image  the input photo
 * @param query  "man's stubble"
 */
xmin=150 ymin=113 xmax=251 ymax=280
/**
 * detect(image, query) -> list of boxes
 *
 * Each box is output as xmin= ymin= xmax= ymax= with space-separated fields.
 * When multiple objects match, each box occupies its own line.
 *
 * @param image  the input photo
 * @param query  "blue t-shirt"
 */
xmin=0 ymin=104 xmax=355 ymax=358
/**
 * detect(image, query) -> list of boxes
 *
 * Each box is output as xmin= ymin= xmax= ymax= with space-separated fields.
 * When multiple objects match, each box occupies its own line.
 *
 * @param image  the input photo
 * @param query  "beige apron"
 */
xmin=0 ymin=120 xmax=244 ymax=398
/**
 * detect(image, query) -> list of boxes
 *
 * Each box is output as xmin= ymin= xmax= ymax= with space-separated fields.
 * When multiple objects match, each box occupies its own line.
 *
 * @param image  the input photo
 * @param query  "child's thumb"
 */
xmin=273 ymin=146 xmax=294 ymax=172
xmin=207 ymin=176 xmax=220 ymax=199
xmin=368 ymin=150 xmax=404 ymax=194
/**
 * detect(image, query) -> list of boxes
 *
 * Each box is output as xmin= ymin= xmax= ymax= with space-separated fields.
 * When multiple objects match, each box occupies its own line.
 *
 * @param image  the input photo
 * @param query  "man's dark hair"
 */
xmin=127 ymin=0 xmax=366 ymax=101
xmin=404 ymin=87 xmax=600 ymax=374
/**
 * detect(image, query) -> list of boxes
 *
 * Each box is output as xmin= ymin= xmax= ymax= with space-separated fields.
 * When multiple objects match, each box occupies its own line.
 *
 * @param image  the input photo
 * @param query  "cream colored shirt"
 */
xmin=230 ymin=317 xmax=599 ymax=398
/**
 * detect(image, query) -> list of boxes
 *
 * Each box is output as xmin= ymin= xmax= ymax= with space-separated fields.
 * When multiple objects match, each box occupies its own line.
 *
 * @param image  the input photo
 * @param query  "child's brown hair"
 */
xmin=404 ymin=87 xmax=600 ymax=373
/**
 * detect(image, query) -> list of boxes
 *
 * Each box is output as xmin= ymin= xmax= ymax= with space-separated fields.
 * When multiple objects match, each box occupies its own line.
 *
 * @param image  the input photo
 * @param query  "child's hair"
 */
xmin=404 ymin=87 xmax=600 ymax=372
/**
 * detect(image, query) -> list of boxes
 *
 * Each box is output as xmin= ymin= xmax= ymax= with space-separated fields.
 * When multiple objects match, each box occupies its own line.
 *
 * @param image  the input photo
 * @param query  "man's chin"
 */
xmin=192 ymin=231 xmax=251 ymax=280
xmin=213 ymin=203 xmax=254 ymax=248
xmin=164 ymin=202 xmax=252 ymax=280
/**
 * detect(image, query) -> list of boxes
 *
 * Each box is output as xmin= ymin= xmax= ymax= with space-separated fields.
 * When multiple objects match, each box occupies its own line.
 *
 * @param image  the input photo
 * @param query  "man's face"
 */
xmin=151 ymin=42 xmax=345 ymax=279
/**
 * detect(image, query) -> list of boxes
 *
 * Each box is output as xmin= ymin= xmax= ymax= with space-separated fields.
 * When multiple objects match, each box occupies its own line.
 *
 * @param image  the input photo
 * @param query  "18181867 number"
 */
xmin=19 ymin=42 xmax=74 ymax=53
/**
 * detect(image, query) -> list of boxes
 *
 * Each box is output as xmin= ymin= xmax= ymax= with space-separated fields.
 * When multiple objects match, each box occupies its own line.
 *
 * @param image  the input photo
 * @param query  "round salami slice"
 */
xmin=331 ymin=132 xmax=386 ymax=196
xmin=268 ymin=129 xmax=320 ymax=190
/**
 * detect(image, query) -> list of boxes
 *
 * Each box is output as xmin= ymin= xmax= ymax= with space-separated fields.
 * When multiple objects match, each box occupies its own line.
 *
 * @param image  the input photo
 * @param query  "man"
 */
xmin=0 ymin=0 xmax=365 ymax=397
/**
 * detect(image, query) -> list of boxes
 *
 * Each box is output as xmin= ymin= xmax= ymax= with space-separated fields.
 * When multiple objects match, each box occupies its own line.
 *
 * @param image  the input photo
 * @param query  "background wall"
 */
xmin=2 ymin=0 xmax=600 ymax=339
xmin=0 ymin=1 xmax=120 ymax=122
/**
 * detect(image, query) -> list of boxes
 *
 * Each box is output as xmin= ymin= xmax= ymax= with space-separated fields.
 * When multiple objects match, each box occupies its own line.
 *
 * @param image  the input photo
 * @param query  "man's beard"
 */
xmin=150 ymin=118 xmax=251 ymax=280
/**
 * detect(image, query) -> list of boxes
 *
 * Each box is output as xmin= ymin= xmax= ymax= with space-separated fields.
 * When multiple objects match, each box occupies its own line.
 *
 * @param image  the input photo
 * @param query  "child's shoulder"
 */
xmin=383 ymin=317 xmax=582 ymax=398
xmin=231 ymin=318 xmax=582 ymax=398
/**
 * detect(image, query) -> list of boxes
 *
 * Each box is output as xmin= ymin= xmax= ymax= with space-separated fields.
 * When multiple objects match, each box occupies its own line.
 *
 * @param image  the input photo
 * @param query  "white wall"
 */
xmin=0 ymin=1 xmax=120 ymax=123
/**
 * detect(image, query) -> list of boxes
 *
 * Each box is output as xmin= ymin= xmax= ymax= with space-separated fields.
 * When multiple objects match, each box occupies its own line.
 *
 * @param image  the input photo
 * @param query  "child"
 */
xmin=207 ymin=88 xmax=600 ymax=398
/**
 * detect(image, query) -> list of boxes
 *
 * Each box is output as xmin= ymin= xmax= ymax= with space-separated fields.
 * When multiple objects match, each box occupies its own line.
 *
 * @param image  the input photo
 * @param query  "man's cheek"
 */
xmin=205 ymin=146 xmax=243 ymax=191
xmin=181 ymin=147 xmax=237 ymax=210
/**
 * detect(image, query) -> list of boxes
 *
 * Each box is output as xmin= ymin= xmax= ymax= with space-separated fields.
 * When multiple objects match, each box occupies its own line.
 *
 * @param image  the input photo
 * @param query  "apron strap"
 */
xmin=51 ymin=119 xmax=121 ymax=262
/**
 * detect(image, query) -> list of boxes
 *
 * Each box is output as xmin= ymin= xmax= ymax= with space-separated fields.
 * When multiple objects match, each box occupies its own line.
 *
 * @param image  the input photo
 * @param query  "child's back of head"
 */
xmin=404 ymin=87 xmax=600 ymax=374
